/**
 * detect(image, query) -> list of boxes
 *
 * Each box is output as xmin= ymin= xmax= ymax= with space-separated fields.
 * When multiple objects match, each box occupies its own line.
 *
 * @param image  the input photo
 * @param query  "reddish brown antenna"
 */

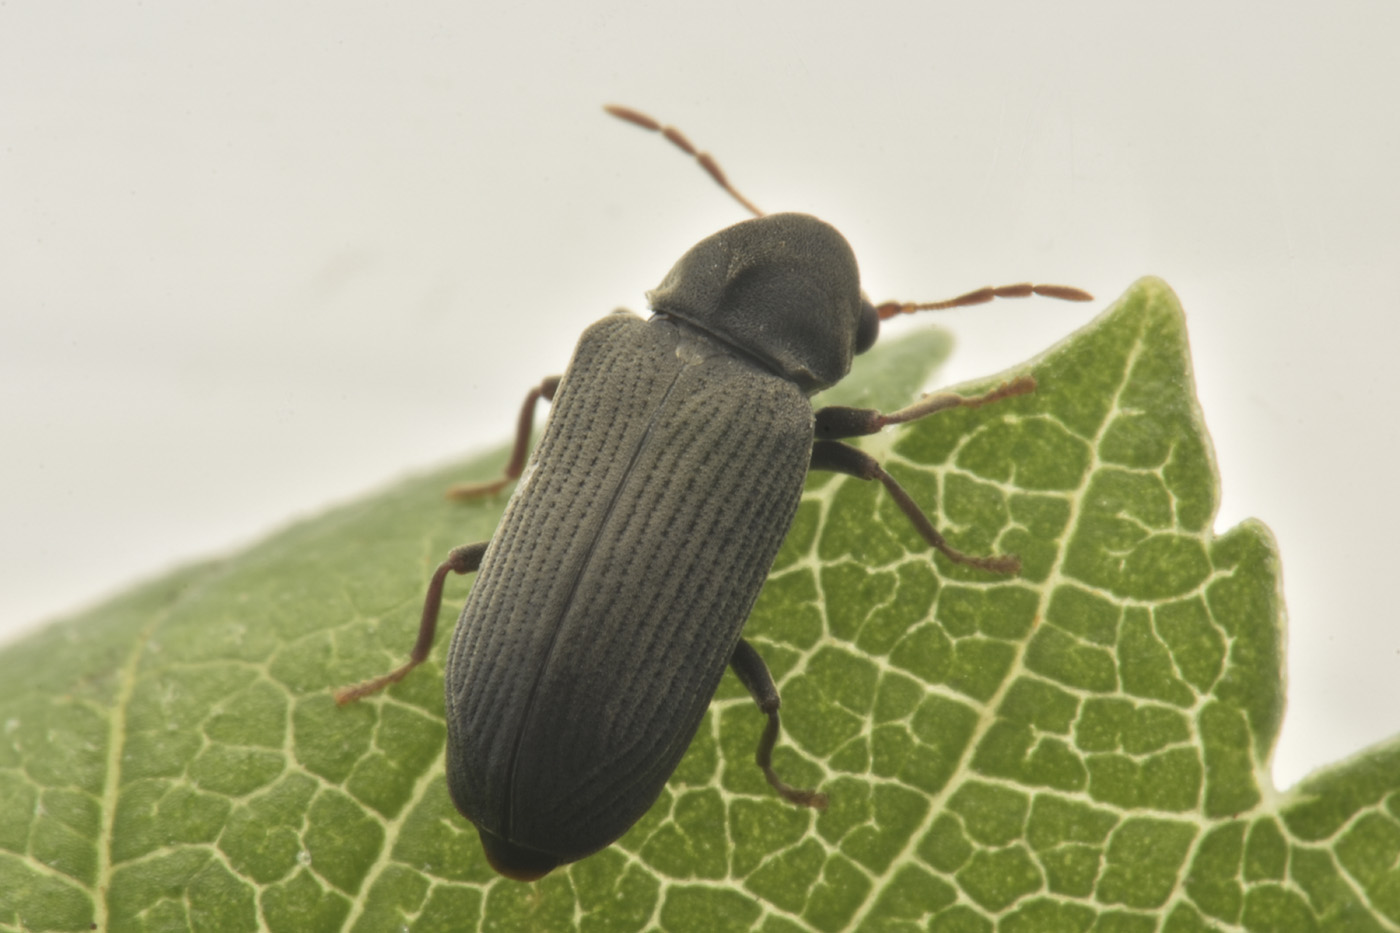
xmin=876 ymin=283 xmax=1093 ymax=319
xmin=605 ymin=104 xmax=1093 ymax=310
xmin=604 ymin=104 xmax=765 ymax=218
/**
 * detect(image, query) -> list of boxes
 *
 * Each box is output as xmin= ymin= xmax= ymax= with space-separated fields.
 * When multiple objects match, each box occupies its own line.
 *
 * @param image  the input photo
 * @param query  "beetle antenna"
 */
xmin=876 ymin=283 xmax=1094 ymax=319
xmin=605 ymin=104 xmax=766 ymax=219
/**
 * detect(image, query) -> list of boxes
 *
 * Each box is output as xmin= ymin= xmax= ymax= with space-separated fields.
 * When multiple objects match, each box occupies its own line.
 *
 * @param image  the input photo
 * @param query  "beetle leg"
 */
xmin=810 ymin=441 xmax=1020 ymax=574
xmin=446 ymin=376 xmax=562 ymax=499
xmin=729 ymin=639 xmax=828 ymax=809
xmin=333 ymin=541 xmax=489 ymax=705
xmin=813 ymin=376 xmax=1035 ymax=441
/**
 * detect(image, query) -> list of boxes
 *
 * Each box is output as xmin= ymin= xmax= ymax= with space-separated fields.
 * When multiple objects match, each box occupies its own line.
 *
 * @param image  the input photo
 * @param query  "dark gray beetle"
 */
xmin=335 ymin=105 xmax=1091 ymax=881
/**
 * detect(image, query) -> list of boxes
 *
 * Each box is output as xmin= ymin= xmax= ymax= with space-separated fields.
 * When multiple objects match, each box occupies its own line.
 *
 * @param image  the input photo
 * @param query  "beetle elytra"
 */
xmin=334 ymin=105 xmax=1091 ymax=881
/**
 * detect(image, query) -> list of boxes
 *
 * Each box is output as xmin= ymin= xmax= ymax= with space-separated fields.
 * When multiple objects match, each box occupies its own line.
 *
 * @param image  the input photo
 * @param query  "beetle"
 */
xmin=334 ymin=105 xmax=1091 ymax=880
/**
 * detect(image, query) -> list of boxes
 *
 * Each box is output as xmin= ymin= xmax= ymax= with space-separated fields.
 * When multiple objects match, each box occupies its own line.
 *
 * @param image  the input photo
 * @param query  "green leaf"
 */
xmin=2 ymin=277 xmax=1395 ymax=931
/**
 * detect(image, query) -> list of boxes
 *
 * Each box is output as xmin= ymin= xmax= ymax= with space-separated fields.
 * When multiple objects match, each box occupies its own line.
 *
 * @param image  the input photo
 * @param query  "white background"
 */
xmin=3 ymin=2 xmax=1396 ymax=792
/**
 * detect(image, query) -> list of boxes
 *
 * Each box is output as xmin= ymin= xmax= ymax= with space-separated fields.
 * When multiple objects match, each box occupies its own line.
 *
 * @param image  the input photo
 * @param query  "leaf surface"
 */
xmin=3 ymin=279 xmax=1393 ymax=932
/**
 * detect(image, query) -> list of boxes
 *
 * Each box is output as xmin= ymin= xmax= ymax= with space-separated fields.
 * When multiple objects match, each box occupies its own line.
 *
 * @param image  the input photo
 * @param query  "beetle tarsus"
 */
xmin=757 ymin=711 xmax=829 ymax=809
xmin=333 ymin=662 xmax=419 ymax=705
xmin=444 ymin=477 xmax=514 ymax=500
xmin=730 ymin=639 xmax=827 ymax=809
xmin=816 ymin=378 xmax=1036 ymax=441
xmin=873 ymin=466 xmax=1022 ymax=574
xmin=892 ymin=376 xmax=1037 ymax=421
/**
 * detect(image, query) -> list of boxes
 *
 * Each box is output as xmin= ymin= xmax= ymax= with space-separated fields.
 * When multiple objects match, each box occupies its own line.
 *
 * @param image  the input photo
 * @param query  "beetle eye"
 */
xmin=855 ymin=298 xmax=879 ymax=354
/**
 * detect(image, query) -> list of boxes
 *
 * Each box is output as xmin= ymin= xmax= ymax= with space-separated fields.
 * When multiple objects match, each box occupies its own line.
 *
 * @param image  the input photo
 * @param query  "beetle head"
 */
xmin=647 ymin=212 xmax=875 ymax=394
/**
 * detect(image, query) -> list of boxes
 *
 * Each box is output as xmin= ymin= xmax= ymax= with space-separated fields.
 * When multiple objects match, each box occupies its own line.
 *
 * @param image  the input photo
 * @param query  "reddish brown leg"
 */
xmin=446 ymin=376 xmax=560 ymax=500
xmin=814 ymin=377 xmax=1036 ymax=441
xmin=333 ymin=541 xmax=488 ymax=704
